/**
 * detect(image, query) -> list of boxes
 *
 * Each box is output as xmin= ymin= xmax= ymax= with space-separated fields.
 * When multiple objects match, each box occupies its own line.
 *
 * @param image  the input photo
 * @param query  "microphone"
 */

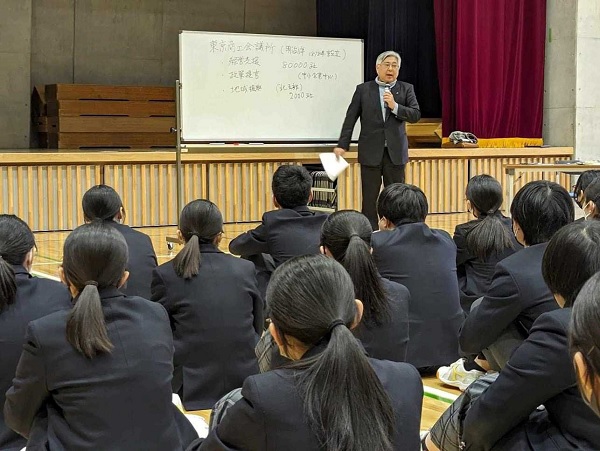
xmin=384 ymin=85 xmax=391 ymax=111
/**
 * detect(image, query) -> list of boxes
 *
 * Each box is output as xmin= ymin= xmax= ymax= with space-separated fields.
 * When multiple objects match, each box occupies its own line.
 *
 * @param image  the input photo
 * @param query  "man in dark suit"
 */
xmin=334 ymin=50 xmax=421 ymax=229
xmin=229 ymin=165 xmax=327 ymax=296
xmin=371 ymin=184 xmax=463 ymax=373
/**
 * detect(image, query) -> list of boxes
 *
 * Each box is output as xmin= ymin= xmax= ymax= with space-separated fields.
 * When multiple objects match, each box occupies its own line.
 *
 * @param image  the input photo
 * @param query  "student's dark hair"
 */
xmin=320 ymin=210 xmax=390 ymax=326
xmin=570 ymin=272 xmax=600 ymax=412
xmin=272 ymin=165 xmax=313 ymax=209
xmin=584 ymin=178 xmax=600 ymax=218
xmin=267 ymin=255 xmax=395 ymax=451
xmin=464 ymin=175 xmax=514 ymax=259
xmin=377 ymin=183 xmax=428 ymax=225
xmin=510 ymin=180 xmax=574 ymax=246
xmin=172 ymin=199 xmax=223 ymax=279
xmin=0 ymin=215 xmax=36 ymax=310
xmin=574 ymin=170 xmax=600 ymax=208
xmin=82 ymin=184 xmax=124 ymax=222
xmin=542 ymin=221 xmax=600 ymax=308
xmin=62 ymin=222 xmax=129 ymax=358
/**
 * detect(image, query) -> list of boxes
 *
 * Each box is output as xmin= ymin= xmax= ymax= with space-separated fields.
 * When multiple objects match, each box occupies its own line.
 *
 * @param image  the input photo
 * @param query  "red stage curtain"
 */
xmin=434 ymin=0 xmax=546 ymax=147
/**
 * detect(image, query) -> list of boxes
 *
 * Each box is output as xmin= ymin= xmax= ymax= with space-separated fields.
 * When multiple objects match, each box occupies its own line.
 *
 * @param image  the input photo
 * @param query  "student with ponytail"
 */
xmin=151 ymin=199 xmax=263 ymax=410
xmin=193 ymin=255 xmax=423 ymax=451
xmin=320 ymin=210 xmax=409 ymax=361
xmin=0 ymin=215 xmax=71 ymax=451
xmin=454 ymin=175 xmax=520 ymax=312
xmin=82 ymin=184 xmax=157 ymax=299
xmin=4 ymin=222 xmax=197 ymax=450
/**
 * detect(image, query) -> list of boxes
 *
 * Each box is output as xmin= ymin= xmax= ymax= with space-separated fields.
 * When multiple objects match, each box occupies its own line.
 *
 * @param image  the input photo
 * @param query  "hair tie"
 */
xmin=84 ymin=280 xmax=98 ymax=287
xmin=349 ymin=233 xmax=360 ymax=239
xmin=328 ymin=319 xmax=345 ymax=334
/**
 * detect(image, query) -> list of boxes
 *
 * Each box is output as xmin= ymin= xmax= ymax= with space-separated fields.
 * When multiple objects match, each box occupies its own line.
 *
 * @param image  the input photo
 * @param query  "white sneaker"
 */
xmin=437 ymin=358 xmax=484 ymax=391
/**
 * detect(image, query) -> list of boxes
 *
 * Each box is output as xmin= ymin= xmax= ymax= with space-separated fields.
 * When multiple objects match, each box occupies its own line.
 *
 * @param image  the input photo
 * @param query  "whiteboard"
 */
xmin=179 ymin=31 xmax=363 ymax=142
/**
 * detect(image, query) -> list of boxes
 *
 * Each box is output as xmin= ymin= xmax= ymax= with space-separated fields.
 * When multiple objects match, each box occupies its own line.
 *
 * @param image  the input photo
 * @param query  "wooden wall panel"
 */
xmin=103 ymin=163 xmax=194 ymax=227
xmin=207 ymin=162 xmax=294 ymax=223
xmin=0 ymin=149 xmax=573 ymax=231
xmin=470 ymin=156 xmax=571 ymax=210
xmin=336 ymin=158 xmax=468 ymax=214
xmin=406 ymin=158 xmax=468 ymax=213
xmin=0 ymin=165 xmax=100 ymax=231
xmin=337 ymin=163 xmax=362 ymax=211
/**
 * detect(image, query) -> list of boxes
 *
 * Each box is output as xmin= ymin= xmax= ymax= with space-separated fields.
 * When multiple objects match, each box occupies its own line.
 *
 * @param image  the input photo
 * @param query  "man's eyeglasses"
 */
xmin=380 ymin=63 xmax=399 ymax=70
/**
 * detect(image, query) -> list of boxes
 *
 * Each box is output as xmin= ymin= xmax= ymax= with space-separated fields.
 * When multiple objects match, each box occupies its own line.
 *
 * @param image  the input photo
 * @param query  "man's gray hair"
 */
xmin=376 ymin=51 xmax=401 ymax=66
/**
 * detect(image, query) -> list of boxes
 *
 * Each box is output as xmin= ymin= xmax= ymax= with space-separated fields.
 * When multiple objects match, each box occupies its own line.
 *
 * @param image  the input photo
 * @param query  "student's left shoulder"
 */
xmin=532 ymin=308 xmax=570 ymax=334
xmin=369 ymin=358 xmax=421 ymax=387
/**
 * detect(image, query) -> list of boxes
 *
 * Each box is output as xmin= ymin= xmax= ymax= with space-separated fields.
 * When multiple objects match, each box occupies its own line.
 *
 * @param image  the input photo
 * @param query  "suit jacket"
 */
xmin=152 ymin=244 xmax=263 ymax=411
xmin=337 ymin=80 xmax=421 ymax=166
xmin=454 ymin=216 xmax=522 ymax=312
xmin=228 ymin=206 xmax=327 ymax=267
xmin=0 ymin=266 xmax=71 ymax=451
xmin=372 ymin=223 xmax=463 ymax=368
xmin=193 ymin=348 xmax=423 ymax=451
xmin=355 ymin=277 xmax=410 ymax=362
xmin=4 ymin=288 xmax=187 ymax=451
xmin=459 ymin=243 xmax=559 ymax=356
xmin=109 ymin=221 xmax=157 ymax=299
xmin=462 ymin=309 xmax=600 ymax=450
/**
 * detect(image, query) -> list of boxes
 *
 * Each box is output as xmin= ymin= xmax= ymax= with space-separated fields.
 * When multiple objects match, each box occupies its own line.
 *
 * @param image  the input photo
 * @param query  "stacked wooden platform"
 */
xmin=33 ymin=84 xmax=176 ymax=149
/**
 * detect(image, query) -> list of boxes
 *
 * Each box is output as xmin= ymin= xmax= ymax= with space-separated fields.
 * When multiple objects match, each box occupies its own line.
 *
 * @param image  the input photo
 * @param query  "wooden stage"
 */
xmin=0 ymin=146 xmax=573 ymax=232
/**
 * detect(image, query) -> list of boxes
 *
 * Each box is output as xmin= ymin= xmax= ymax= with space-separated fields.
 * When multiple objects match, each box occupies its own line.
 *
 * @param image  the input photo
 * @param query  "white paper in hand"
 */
xmin=320 ymin=153 xmax=349 ymax=181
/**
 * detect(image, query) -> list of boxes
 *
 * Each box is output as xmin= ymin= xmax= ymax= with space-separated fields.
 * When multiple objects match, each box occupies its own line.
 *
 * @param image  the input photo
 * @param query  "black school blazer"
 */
xmin=462 ymin=308 xmax=600 ymax=450
xmin=372 ymin=223 xmax=463 ymax=368
xmin=109 ymin=221 xmax=158 ymax=299
xmin=0 ymin=266 xmax=71 ymax=451
xmin=191 ymin=346 xmax=423 ymax=450
xmin=4 ymin=288 xmax=190 ymax=451
xmin=152 ymin=244 xmax=263 ymax=410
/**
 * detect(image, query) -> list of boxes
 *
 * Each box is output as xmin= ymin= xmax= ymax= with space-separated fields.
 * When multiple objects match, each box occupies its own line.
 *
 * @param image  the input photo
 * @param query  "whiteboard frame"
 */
xmin=178 ymin=30 xmax=364 ymax=144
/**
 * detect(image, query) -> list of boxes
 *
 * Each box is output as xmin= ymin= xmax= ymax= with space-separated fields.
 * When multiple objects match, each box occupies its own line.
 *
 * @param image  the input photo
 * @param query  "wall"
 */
xmin=575 ymin=0 xmax=600 ymax=160
xmin=0 ymin=0 xmax=32 ymax=148
xmin=543 ymin=0 xmax=577 ymax=149
xmin=0 ymin=0 xmax=317 ymax=149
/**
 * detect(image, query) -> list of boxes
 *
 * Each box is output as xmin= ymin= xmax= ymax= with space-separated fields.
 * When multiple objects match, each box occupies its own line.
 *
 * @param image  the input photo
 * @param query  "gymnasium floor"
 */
xmin=30 ymin=212 xmax=469 ymax=430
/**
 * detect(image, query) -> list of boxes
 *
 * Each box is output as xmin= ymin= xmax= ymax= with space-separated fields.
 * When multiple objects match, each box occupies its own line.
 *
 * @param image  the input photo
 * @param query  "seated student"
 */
xmin=320 ymin=209 xmax=410 ymax=362
xmin=460 ymin=181 xmax=574 ymax=371
xmin=151 ymin=199 xmax=262 ymax=411
xmin=372 ymin=183 xmax=463 ymax=373
xmin=425 ymin=221 xmax=600 ymax=451
xmin=82 ymin=184 xmax=157 ymax=299
xmin=4 ymin=222 xmax=196 ymax=450
xmin=0 ymin=215 xmax=72 ymax=451
xmin=573 ymin=169 xmax=600 ymax=212
xmin=229 ymin=165 xmax=327 ymax=296
xmin=581 ymin=177 xmax=600 ymax=220
xmin=437 ymin=175 xmax=521 ymax=389
xmin=454 ymin=175 xmax=520 ymax=312
xmin=191 ymin=255 xmax=423 ymax=451
xmin=570 ymin=272 xmax=600 ymax=418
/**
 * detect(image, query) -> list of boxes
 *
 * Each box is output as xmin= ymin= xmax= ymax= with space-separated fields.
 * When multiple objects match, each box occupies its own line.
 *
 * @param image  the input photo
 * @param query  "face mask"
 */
xmin=577 ymin=375 xmax=600 ymax=418
xmin=583 ymin=201 xmax=593 ymax=221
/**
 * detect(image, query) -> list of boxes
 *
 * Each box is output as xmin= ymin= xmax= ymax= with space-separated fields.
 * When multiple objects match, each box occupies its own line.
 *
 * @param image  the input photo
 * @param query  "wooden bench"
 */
xmin=38 ymin=84 xmax=177 ymax=149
